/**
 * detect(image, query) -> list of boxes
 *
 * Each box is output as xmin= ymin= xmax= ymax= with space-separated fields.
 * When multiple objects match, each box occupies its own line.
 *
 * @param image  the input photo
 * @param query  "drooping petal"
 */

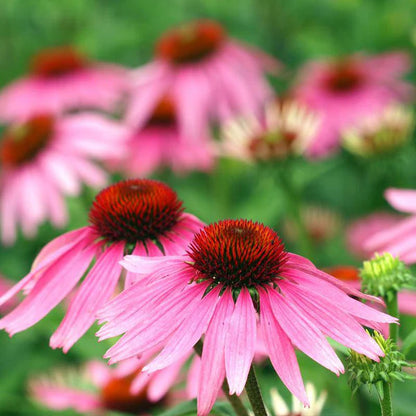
xmin=259 ymin=290 xmax=308 ymax=405
xmin=143 ymin=285 xmax=219 ymax=372
xmin=224 ymin=288 xmax=257 ymax=395
xmin=104 ymin=283 xmax=207 ymax=364
xmin=268 ymin=289 xmax=344 ymax=375
xmin=50 ymin=242 xmax=124 ymax=352
xmin=279 ymin=281 xmax=383 ymax=360
xmin=0 ymin=242 xmax=95 ymax=335
xmin=197 ymin=291 xmax=234 ymax=416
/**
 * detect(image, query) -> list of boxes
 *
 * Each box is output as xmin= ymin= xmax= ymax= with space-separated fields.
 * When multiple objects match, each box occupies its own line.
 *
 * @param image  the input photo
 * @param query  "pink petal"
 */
xmin=50 ymin=243 xmax=124 ymax=352
xmin=197 ymin=291 xmax=234 ymax=416
xmin=147 ymin=357 xmax=187 ymax=402
xmin=280 ymin=281 xmax=383 ymax=360
xmin=259 ymin=290 xmax=308 ymax=405
xmin=0 ymin=242 xmax=95 ymax=335
xmin=268 ymin=289 xmax=344 ymax=375
xmin=31 ymin=383 xmax=101 ymax=412
xmin=282 ymin=268 xmax=395 ymax=324
xmin=186 ymin=356 xmax=201 ymax=399
xmin=385 ymin=188 xmax=416 ymax=214
xmin=104 ymin=283 xmax=206 ymax=364
xmin=224 ymin=288 xmax=257 ymax=395
xmin=143 ymin=286 xmax=220 ymax=372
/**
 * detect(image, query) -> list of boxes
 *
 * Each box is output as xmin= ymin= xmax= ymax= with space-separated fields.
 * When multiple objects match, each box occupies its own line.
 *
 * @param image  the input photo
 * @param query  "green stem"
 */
xmin=245 ymin=365 xmax=268 ymax=416
xmin=385 ymin=293 xmax=399 ymax=344
xmin=274 ymin=164 xmax=313 ymax=258
xmin=194 ymin=341 xmax=249 ymax=416
xmin=379 ymin=382 xmax=393 ymax=416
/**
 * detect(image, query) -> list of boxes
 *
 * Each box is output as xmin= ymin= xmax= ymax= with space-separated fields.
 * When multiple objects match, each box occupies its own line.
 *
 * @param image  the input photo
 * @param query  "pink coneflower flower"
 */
xmin=0 ymin=46 xmax=127 ymax=122
xmin=346 ymin=211 xmax=403 ymax=259
xmin=121 ymin=96 xmax=215 ymax=176
xmin=342 ymin=103 xmax=413 ymax=157
xmin=0 ymin=113 xmax=128 ymax=245
xmin=98 ymin=219 xmax=395 ymax=416
xmin=293 ymin=52 xmax=413 ymax=157
xmin=30 ymin=360 xmax=176 ymax=415
xmin=363 ymin=189 xmax=416 ymax=264
xmin=0 ymin=179 xmax=204 ymax=351
xmin=220 ymin=99 xmax=319 ymax=162
xmin=326 ymin=266 xmax=416 ymax=319
xmin=127 ymin=20 xmax=279 ymax=140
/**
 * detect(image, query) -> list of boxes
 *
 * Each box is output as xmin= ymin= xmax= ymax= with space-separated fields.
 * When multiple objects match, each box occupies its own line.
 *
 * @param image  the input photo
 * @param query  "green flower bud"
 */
xmin=347 ymin=331 xmax=413 ymax=397
xmin=360 ymin=253 xmax=415 ymax=301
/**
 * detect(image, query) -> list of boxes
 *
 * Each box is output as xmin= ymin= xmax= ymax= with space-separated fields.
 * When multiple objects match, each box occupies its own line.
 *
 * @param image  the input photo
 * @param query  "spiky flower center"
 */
xmin=325 ymin=61 xmax=364 ymax=93
xmin=155 ymin=20 xmax=225 ymax=64
xmin=100 ymin=371 xmax=162 ymax=414
xmin=0 ymin=115 xmax=54 ymax=167
xmin=30 ymin=46 xmax=86 ymax=78
xmin=146 ymin=97 xmax=176 ymax=127
xmin=89 ymin=179 xmax=183 ymax=244
xmin=188 ymin=219 xmax=287 ymax=289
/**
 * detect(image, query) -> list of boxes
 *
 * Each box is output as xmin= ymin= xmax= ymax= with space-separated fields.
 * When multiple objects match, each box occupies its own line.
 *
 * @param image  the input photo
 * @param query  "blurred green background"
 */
xmin=0 ymin=0 xmax=415 ymax=415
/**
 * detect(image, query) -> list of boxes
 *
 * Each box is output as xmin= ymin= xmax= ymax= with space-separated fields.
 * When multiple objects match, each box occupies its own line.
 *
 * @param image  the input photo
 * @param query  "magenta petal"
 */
xmin=259 ymin=290 xmax=308 ymax=405
xmin=197 ymin=291 xmax=234 ymax=416
xmin=147 ymin=357 xmax=187 ymax=402
xmin=385 ymin=188 xmax=416 ymax=214
xmin=0 ymin=242 xmax=95 ymax=335
xmin=280 ymin=282 xmax=383 ymax=360
xmin=224 ymin=288 xmax=257 ymax=395
xmin=104 ymin=284 xmax=207 ymax=364
xmin=50 ymin=242 xmax=124 ymax=352
xmin=268 ymin=289 xmax=344 ymax=375
xmin=31 ymin=383 xmax=101 ymax=412
xmin=143 ymin=286 xmax=220 ymax=372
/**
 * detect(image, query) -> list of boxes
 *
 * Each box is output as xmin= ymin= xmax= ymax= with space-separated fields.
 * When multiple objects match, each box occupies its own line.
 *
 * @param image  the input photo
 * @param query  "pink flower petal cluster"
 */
xmin=30 ymin=358 xmax=182 ymax=415
xmin=126 ymin=19 xmax=279 ymax=142
xmin=0 ymin=46 xmax=127 ymax=122
xmin=0 ymin=179 xmax=204 ymax=351
xmin=120 ymin=97 xmax=215 ymax=176
xmin=0 ymin=113 xmax=128 ymax=244
xmin=98 ymin=219 xmax=395 ymax=416
xmin=293 ymin=52 xmax=413 ymax=157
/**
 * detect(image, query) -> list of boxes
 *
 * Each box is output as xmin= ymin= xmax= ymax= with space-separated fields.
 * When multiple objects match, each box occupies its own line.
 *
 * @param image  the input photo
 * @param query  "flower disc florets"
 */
xmin=155 ymin=20 xmax=225 ymax=64
xmin=145 ymin=97 xmax=176 ymax=127
xmin=89 ymin=179 xmax=183 ymax=244
xmin=188 ymin=219 xmax=287 ymax=289
xmin=30 ymin=46 xmax=86 ymax=78
xmin=324 ymin=61 xmax=364 ymax=93
xmin=100 ymin=371 xmax=157 ymax=414
xmin=0 ymin=114 xmax=54 ymax=167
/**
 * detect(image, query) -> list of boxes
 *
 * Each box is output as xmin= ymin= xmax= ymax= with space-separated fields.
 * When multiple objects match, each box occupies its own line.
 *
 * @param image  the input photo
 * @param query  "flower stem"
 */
xmin=274 ymin=163 xmax=313 ymax=258
xmin=379 ymin=381 xmax=393 ymax=416
xmin=193 ymin=341 xmax=249 ymax=416
xmin=385 ymin=293 xmax=399 ymax=344
xmin=245 ymin=365 xmax=268 ymax=416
